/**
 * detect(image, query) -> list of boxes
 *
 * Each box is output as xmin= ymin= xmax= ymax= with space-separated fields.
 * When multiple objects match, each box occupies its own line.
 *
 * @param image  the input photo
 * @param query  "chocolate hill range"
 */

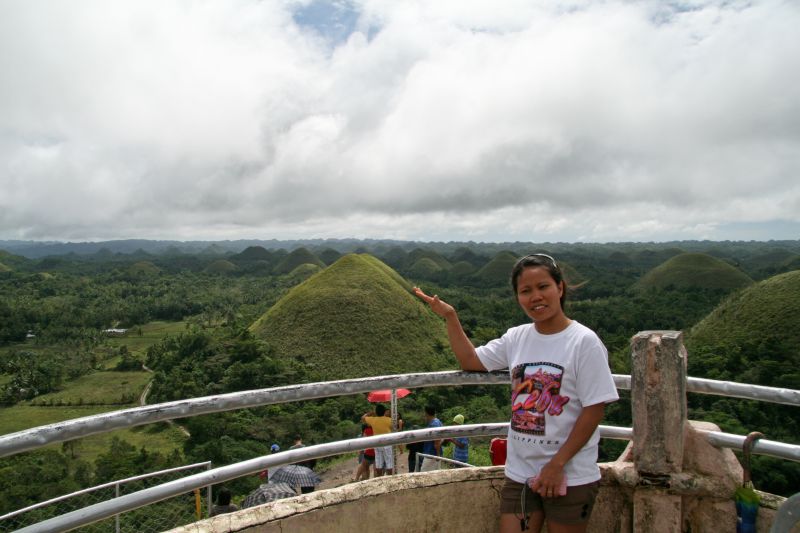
xmin=0 ymin=238 xmax=798 ymax=506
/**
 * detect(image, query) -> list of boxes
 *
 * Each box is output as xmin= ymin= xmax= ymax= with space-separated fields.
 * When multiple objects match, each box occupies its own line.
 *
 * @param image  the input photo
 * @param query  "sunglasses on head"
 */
xmin=516 ymin=253 xmax=558 ymax=270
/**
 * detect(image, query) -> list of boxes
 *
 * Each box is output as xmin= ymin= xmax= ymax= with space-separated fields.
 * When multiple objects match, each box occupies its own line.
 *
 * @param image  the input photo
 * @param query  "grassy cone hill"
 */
xmin=273 ymin=247 xmax=325 ymax=275
xmin=475 ymin=251 xmax=518 ymax=285
xmin=232 ymin=246 xmax=274 ymax=262
xmin=688 ymin=270 xmax=800 ymax=353
xmin=287 ymin=263 xmax=323 ymax=282
xmin=409 ymin=257 xmax=444 ymax=278
xmin=204 ymin=259 xmax=237 ymax=274
xmin=249 ymin=254 xmax=452 ymax=380
xmin=408 ymin=248 xmax=451 ymax=270
xmin=128 ymin=261 xmax=161 ymax=276
xmin=635 ymin=252 xmax=752 ymax=291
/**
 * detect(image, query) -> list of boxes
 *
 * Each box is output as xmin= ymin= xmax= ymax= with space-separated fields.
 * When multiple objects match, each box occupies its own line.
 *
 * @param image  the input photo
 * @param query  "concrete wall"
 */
xmin=165 ymin=465 xmax=791 ymax=533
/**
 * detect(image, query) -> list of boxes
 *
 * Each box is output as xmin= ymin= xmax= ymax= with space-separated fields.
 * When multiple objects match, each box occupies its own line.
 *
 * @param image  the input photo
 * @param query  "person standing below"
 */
xmin=415 ymin=253 xmax=618 ymax=533
xmin=419 ymin=405 xmax=442 ymax=471
xmin=259 ymin=443 xmax=281 ymax=481
xmin=362 ymin=405 xmax=394 ymax=476
xmin=210 ymin=487 xmax=238 ymax=516
xmin=353 ymin=423 xmax=375 ymax=481
xmin=490 ymin=437 xmax=508 ymax=466
xmin=444 ymin=413 xmax=470 ymax=466
xmin=289 ymin=435 xmax=316 ymax=471
xmin=289 ymin=436 xmax=304 ymax=450
xmin=405 ymin=426 xmax=424 ymax=473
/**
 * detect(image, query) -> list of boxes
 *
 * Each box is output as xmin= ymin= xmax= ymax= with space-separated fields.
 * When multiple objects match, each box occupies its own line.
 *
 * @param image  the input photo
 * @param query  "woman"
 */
xmin=414 ymin=253 xmax=618 ymax=533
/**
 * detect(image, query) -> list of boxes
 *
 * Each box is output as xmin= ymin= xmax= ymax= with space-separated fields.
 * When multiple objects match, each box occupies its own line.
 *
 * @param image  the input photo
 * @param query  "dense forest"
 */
xmin=0 ymin=239 xmax=798 ymax=524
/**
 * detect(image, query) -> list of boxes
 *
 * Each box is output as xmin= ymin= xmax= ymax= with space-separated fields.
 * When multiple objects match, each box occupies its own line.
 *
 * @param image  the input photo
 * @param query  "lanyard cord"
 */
xmin=519 ymin=477 xmax=532 ymax=531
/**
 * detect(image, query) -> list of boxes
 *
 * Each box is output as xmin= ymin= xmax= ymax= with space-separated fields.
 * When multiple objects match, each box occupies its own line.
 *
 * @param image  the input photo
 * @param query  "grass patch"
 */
xmin=104 ymin=320 xmax=188 ymax=356
xmin=0 ymin=405 xmax=117 ymax=435
xmin=26 ymin=371 xmax=152 ymax=406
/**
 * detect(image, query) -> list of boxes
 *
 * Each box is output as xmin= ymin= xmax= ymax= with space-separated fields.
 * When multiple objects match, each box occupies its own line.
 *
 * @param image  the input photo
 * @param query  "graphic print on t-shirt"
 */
xmin=510 ymin=362 xmax=570 ymax=435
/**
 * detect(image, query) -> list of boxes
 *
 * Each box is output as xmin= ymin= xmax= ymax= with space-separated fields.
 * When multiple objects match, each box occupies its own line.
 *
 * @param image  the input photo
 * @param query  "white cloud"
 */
xmin=0 ymin=0 xmax=798 ymax=242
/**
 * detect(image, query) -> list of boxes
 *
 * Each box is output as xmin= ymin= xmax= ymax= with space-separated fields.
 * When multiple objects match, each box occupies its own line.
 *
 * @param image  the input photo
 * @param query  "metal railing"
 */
xmin=0 ymin=462 xmax=212 ymax=533
xmin=2 ymin=371 xmax=798 ymax=459
xmin=1 ymin=371 xmax=798 ymax=532
xmin=12 ymin=423 xmax=800 ymax=533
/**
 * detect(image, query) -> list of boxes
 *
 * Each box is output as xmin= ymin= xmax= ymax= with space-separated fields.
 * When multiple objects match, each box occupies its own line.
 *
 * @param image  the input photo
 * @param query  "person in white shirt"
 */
xmin=415 ymin=253 xmax=618 ymax=533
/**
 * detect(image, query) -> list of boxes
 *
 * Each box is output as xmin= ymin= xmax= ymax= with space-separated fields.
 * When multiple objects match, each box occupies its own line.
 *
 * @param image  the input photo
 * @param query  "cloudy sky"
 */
xmin=1 ymin=0 xmax=798 ymax=243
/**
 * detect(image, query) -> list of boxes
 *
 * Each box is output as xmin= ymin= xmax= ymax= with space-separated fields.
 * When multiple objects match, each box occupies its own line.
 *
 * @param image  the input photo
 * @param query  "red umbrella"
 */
xmin=367 ymin=389 xmax=411 ymax=402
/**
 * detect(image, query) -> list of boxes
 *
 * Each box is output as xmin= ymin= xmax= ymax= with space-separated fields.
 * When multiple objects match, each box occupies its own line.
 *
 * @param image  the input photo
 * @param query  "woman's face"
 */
xmin=515 ymin=266 xmax=565 ymax=326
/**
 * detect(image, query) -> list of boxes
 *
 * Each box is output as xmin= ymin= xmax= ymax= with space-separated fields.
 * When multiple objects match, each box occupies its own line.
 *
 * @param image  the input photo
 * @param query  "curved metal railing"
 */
xmin=11 ymin=423 xmax=800 ymax=533
xmin=1 ymin=371 xmax=798 ymax=532
xmin=1 ymin=372 xmax=798 ymax=458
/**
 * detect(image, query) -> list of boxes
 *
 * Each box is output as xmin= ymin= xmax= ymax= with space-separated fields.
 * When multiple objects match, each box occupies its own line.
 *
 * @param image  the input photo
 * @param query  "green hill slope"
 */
xmin=475 ymin=251 xmax=518 ymax=285
xmin=232 ymin=246 xmax=273 ymax=262
xmin=128 ymin=261 xmax=161 ymax=276
xmin=635 ymin=252 xmax=752 ymax=291
xmin=273 ymin=247 xmax=325 ymax=275
xmin=249 ymin=254 xmax=452 ymax=380
xmin=204 ymin=259 xmax=237 ymax=274
xmin=687 ymin=270 xmax=800 ymax=387
xmin=409 ymin=257 xmax=443 ymax=278
xmin=0 ymin=250 xmax=28 ymax=269
xmin=408 ymin=248 xmax=451 ymax=270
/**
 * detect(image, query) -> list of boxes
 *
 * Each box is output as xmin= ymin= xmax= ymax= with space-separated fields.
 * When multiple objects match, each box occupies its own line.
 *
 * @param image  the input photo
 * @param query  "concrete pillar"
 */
xmin=630 ymin=331 xmax=688 ymax=533
xmin=631 ymin=330 xmax=687 ymax=475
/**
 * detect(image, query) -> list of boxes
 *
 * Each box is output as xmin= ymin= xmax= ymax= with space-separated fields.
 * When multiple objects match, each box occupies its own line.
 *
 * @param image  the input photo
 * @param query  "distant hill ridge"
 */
xmin=248 ymin=254 xmax=452 ymax=380
xmin=635 ymin=252 xmax=752 ymax=291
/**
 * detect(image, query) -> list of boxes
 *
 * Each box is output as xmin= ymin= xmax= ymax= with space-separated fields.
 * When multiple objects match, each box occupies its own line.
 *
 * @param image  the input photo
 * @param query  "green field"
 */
xmin=0 ymin=320 xmax=190 ymax=461
xmin=25 ymin=371 xmax=152 ymax=406
xmin=104 ymin=321 xmax=188 ymax=355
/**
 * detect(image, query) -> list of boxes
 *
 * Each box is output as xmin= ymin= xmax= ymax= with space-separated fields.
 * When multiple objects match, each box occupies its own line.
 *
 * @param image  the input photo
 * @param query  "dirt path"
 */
xmin=317 ymin=449 xmax=412 ymax=490
xmin=140 ymin=364 xmax=191 ymax=438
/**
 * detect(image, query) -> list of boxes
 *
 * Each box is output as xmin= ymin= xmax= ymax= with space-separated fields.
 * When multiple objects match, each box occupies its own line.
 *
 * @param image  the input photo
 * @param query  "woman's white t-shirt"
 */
xmin=476 ymin=320 xmax=618 ymax=486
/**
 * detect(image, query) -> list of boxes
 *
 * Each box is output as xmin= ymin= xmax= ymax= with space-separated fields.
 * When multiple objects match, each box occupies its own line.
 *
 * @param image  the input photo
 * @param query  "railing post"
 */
xmin=206 ymin=463 xmax=212 ymax=518
xmin=391 ymin=388 xmax=398 ymax=474
xmin=114 ymin=482 xmax=120 ymax=533
xmin=630 ymin=330 xmax=687 ymax=533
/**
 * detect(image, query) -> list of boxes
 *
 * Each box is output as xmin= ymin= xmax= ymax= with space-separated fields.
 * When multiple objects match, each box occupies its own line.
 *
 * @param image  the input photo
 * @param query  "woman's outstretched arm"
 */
xmin=413 ymin=287 xmax=487 ymax=372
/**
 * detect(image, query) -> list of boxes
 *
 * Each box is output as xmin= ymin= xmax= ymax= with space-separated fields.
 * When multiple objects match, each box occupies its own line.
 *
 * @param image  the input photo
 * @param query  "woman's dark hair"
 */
xmin=375 ymin=404 xmax=387 ymax=416
xmin=216 ymin=487 xmax=232 ymax=505
xmin=510 ymin=253 xmax=567 ymax=308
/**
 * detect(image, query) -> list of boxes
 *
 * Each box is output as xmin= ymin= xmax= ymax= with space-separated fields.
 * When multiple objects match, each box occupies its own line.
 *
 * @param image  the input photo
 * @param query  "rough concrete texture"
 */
xmin=166 ymin=467 xmax=506 ymax=533
xmin=164 ymin=463 xmax=789 ymax=533
xmin=683 ymin=497 xmax=737 ymax=532
xmin=681 ymin=420 xmax=741 ymax=495
xmin=631 ymin=331 xmax=687 ymax=475
xmin=633 ymin=489 xmax=682 ymax=532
